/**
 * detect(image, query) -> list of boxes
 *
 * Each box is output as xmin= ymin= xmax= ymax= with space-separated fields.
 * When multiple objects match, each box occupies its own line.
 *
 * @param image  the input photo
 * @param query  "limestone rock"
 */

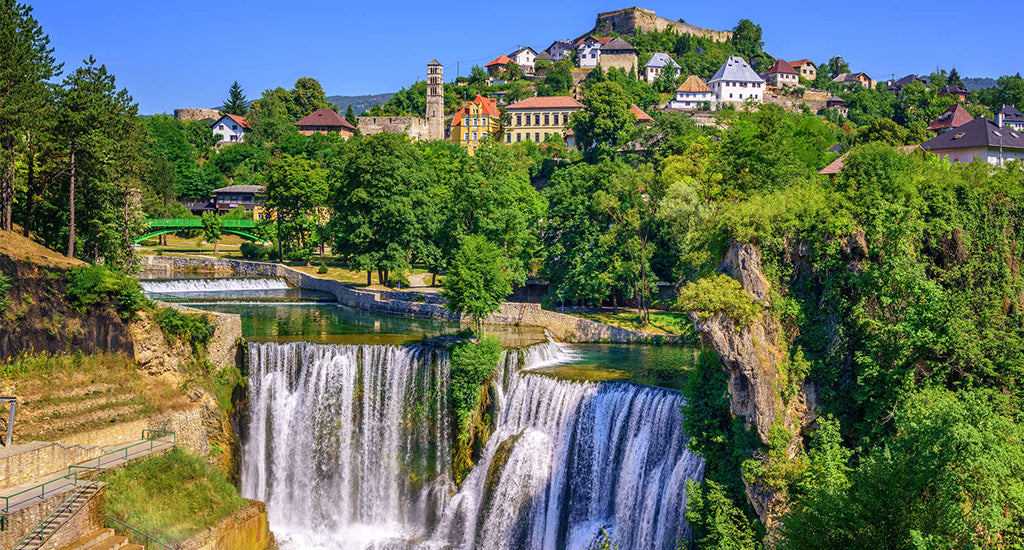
xmin=718 ymin=241 xmax=771 ymax=304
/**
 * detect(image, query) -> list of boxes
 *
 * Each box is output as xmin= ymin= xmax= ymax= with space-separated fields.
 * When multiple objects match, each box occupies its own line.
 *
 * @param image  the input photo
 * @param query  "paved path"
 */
xmin=0 ymin=439 xmax=174 ymax=514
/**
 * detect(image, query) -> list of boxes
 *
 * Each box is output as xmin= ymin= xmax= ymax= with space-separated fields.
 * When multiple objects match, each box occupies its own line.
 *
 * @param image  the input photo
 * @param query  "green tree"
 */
xmin=468 ymin=64 xmax=487 ymax=85
xmin=201 ymin=212 xmax=223 ymax=253
xmin=345 ymin=104 xmax=357 ymax=127
xmin=220 ymin=81 xmax=247 ymax=116
xmin=51 ymin=56 xmax=143 ymax=264
xmin=0 ymin=0 xmax=61 ymax=230
xmin=569 ymin=81 xmax=638 ymax=160
xmin=685 ymin=479 xmax=758 ymax=550
xmin=441 ymin=234 xmax=516 ymax=332
xmin=538 ymin=60 xmax=573 ymax=96
xmin=263 ymin=154 xmax=328 ymax=261
xmin=827 ymin=56 xmax=850 ymax=78
xmin=247 ymin=87 xmax=297 ymax=143
xmin=731 ymin=19 xmax=763 ymax=60
xmin=331 ymin=132 xmax=425 ymax=284
xmin=946 ymin=67 xmax=963 ymax=87
xmin=290 ymin=77 xmax=337 ymax=119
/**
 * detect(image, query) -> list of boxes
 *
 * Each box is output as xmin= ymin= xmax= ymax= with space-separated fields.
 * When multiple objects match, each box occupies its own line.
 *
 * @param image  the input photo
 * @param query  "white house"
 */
xmin=670 ymin=75 xmax=713 ymax=110
xmin=509 ymin=47 xmax=538 ymax=74
xmin=575 ymin=35 xmax=614 ymax=68
xmin=765 ymin=59 xmax=799 ymax=87
xmin=544 ymin=41 xmax=575 ymax=62
xmin=920 ymin=116 xmax=1024 ymax=166
xmin=996 ymin=105 xmax=1024 ymax=132
xmin=708 ymin=56 xmax=764 ymax=106
xmin=644 ymin=53 xmax=680 ymax=84
xmin=211 ymin=114 xmax=250 ymax=143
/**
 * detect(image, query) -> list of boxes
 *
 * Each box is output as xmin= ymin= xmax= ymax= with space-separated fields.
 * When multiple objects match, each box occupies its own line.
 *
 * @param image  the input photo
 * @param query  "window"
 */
xmin=219 ymin=124 xmax=225 ymax=130
xmin=524 ymin=115 xmax=530 ymax=126
xmin=232 ymin=125 xmax=238 ymax=130
xmin=534 ymin=114 xmax=540 ymax=125
xmin=591 ymin=53 xmax=596 ymax=58
xmin=526 ymin=133 xmax=531 ymax=141
xmin=544 ymin=114 xmax=549 ymax=125
xmin=535 ymin=132 xmax=540 ymax=142
xmin=472 ymin=131 xmax=477 ymax=141
xmin=730 ymin=94 xmax=733 ymax=98
xmin=516 ymin=133 xmax=521 ymax=142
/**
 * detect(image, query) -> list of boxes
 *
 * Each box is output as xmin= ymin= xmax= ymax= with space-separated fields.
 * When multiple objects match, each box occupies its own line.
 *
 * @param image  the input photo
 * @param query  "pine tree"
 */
xmin=0 ymin=0 xmax=61 ymax=231
xmin=55 ymin=56 xmax=141 ymax=263
xmin=221 ymin=81 xmax=248 ymax=116
xmin=345 ymin=104 xmax=358 ymax=127
xmin=948 ymin=67 xmax=964 ymax=87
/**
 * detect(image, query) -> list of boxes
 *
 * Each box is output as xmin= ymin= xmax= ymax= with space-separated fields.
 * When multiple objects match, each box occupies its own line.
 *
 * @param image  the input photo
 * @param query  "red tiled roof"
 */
xmin=630 ymin=105 xmax=654 ymax=123
xmin=293 ymin=108 xmax=355 ymax=131
xmin=212 ymin=113 xmax=251 ymax=129
xmin=486 ymin=55 xmax=511 ymax=67
xmin=574 ymin=35 xmax=615 ymax=46
xmin=927 ymin=104 xmax=973 ymax=131
xmin=451 ymin=95 xmax=501 ymax=126
xmin=788 ymin=59 xmax=814 ymax=70
xmin=506 ymin=96 xmax=584 ymax=110
xmin=767 ymin=60 xmax=798 ymax=75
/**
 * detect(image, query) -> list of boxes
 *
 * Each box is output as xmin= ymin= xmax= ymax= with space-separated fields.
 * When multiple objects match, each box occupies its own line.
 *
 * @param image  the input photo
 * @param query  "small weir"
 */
xmin=140 ymin=277 xmax=292 ymax=294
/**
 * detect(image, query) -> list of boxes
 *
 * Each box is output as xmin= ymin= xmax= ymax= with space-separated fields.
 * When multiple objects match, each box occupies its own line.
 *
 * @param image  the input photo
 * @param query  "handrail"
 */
xmin=145 ymin=218 xmax=255 ymax=229
xmin=12 ymin=482 xmax=99 ymax=550
xmin=1 ymin=431 xmax=175 ymax=513
xmin=105 ymin=515 xmax=175 ymax=550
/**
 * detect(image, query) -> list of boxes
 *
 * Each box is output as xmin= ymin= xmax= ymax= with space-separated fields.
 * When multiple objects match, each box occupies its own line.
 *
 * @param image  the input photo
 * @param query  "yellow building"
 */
xmin=503 ymin=96 xmax=584 ymax=145
xmin=450 ymin=95 xmax=501 ymax=154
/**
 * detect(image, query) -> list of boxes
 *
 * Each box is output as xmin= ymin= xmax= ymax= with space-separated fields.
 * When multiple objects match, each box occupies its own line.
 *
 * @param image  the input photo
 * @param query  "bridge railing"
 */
xmin=145 ymin=218 xmax=255 ymax=229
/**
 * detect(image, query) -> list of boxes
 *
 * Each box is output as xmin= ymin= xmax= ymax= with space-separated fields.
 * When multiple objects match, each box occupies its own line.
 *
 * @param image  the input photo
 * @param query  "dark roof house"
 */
xmin=887 ymin=74 xmax=928 ymax=94
xmin=920 ymin=116 xmax=1024 ymax=165
xmin=927 ymin=104 xmax=973 ymax=132
xmin=294 ymin=108 xmax=356 ymax=136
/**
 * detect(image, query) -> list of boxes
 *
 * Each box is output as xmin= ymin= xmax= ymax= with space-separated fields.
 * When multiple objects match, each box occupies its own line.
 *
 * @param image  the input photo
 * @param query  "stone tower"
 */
xmin=426 ymin=60 xmax=444 ymax=141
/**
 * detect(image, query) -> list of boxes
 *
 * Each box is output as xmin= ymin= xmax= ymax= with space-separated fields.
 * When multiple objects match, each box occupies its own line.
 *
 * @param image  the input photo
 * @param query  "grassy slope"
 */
xmin=101 ymin=447 xmax=245 ymax=547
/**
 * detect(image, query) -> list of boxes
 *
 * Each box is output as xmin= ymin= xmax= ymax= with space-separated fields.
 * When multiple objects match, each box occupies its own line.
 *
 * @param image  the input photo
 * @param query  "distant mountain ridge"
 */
xmin=327 ymin=93 xmax=395 ymax=115
xmin=963 ymin=77 xmax=997 ymax=91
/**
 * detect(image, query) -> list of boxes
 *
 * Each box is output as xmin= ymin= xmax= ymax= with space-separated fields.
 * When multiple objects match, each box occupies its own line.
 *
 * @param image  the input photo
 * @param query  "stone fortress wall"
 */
xmin=174 ymin=108 xmax=221 ymax=122
xmin=588 ymin=7 xmax=733 ymax=43
xmin=356 ymin=116 xmax=431 ymax=141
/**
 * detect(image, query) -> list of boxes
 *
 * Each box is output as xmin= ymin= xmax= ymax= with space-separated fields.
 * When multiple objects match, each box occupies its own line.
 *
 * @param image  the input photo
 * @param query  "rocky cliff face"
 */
xmin=0 ymin=253 xmax=134 ymax=361
xmin=691 ymin=242 xmax=819 ymax=534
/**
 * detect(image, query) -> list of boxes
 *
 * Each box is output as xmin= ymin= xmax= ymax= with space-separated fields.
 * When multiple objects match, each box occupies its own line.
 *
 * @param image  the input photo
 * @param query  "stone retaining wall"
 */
xmin=0 ymin=484 xmax=105 ymax=550
xmin=139 ymin=257 xmax=677 ymax=343
xmin=177 ymin=500 xmax=270 ymax=550
xmin=57 ymin=406 xmax=209 ymax=457
xmin=0 ymin=442 xmax=102 ymax=490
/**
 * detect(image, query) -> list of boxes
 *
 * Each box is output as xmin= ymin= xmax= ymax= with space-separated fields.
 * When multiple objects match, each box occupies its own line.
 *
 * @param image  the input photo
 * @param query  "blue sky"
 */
xmin=31 ymin=0 xmax=1020 ymax=115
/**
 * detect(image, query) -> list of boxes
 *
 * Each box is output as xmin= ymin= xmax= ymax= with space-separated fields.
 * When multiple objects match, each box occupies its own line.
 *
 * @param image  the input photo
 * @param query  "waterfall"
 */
xmin=140 ymin=277 xmax=291 ymax=293
xmin=243 ymin=342 xmax=451 ymax=549
xmin=243 ymin=340 xmax=704 ymax=550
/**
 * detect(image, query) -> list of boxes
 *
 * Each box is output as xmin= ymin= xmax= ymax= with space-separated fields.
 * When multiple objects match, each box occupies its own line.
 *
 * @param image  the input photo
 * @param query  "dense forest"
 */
xmin=5 ymin=2 xmax=1024 ymax=547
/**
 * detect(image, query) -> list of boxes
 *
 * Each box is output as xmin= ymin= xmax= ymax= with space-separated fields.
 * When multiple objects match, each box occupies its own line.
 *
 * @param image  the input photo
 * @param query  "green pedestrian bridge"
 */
xmin=135 ymin=218 xmax=260 ymax=243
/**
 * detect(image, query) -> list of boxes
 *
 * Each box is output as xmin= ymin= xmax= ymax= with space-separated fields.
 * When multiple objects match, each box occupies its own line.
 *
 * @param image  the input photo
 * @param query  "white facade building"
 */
xmin=575 ymin=35 xmax=612 ymax=68
xmin=509 ymin=47 xmax=538 ymax=73
xmin=708 ymin=56 xmax=764 ymax=106
xmin=544 ymin=41 xmax=574 ymax=62
xmin=670 ymin=75 xmax=714 ymax=110
xmin=210 ymin=114 xmax=249 ymax=143
xmin=644 ymin=53 xmax=680 ymax=84
xmin=921 ymin=116 xmax=1024 ymax=166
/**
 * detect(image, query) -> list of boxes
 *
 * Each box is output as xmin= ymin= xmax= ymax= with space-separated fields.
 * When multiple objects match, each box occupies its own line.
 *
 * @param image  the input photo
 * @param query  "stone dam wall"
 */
xmin=139 ymin=257 xmax=677 ymax=344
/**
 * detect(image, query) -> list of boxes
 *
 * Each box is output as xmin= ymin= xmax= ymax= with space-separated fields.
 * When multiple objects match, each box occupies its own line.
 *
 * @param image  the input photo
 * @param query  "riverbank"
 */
xmin=140 ymin=256 xmax=680 ymax=344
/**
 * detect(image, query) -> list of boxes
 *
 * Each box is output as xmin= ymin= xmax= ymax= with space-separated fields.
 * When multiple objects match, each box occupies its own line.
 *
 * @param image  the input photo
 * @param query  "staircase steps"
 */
xmin=57 ymin=528 xmax=114 ymax=550
xmin=88 ymin=535 xmax=129 ymax=550
xmin=13 ymin=484 xmax=101 ymax=550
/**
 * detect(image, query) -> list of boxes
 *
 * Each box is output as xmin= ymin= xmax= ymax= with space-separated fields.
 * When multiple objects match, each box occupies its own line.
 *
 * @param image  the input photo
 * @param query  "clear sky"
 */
xmin=30 ymin=0 xmax=1020 ymax=115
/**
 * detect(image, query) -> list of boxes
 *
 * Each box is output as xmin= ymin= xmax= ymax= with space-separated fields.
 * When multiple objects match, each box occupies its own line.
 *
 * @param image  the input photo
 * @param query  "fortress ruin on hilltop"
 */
xmin=579 ymin=7 xmax=733 ymax=43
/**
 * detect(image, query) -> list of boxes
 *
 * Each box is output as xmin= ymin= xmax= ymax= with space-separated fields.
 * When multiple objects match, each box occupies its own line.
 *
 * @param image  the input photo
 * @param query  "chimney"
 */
xmin=996 ymin=106 xmax=1004 ymax=128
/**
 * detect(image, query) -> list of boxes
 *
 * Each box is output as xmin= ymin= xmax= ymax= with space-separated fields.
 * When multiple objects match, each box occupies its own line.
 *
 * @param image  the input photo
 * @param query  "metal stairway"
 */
xmin=13 ymin=482 xmax=101 ymax=550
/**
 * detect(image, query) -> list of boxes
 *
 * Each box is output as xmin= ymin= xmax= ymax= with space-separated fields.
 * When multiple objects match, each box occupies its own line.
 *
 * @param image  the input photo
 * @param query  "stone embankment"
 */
xmin=177 ymin=500 xmax=271 ymax=550
xmin=140 ymin=256 xmax=674 ymax=344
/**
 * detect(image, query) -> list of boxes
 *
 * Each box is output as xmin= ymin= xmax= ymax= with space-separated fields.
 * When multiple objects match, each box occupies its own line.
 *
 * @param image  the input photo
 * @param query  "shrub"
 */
xmin=239 ymin=241 xmax=271 ymax=261
xmin=676 ymin=274 xmax=762 ymax=326
xmin=0 ymin=271 xmax=11 ymax=312
xmin=66 ymin=265 xmax=148 ymax=320
xmin=317 ymin=263 xmax=328 ymax=274
xmin=153 ymin=307 xmax=215 ymax=353
xmin=449 ymin=335 xmax=503 ymax=441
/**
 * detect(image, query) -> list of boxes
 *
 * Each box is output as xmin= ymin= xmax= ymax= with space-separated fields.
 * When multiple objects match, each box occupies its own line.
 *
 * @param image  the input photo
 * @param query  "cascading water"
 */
xmin=140 ymin=277 xmax=291 ymax=293
xmin=243 ymin=339 xmax=704 ymax=550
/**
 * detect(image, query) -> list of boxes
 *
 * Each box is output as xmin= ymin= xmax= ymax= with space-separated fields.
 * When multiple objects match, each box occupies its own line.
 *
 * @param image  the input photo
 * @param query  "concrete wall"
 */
xmin=592 ymin=8 xmax=732 ymax=42
xmin=356 ymin=116 xmax=430 ymax=141
xmin=138 ymin=256 xmax=677 ymax=343
xmin=177 ymin=500 xmax=270 ymax=550
xmin=0 ymin=484 xmax=105 ymax=550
